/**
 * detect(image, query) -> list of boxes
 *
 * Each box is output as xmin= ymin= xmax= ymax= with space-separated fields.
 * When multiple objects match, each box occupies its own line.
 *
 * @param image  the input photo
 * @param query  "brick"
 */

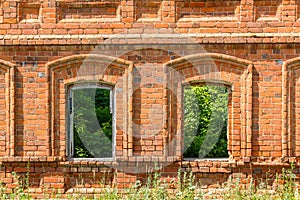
xmin=0 ymin=0 xmax=299 ymax=197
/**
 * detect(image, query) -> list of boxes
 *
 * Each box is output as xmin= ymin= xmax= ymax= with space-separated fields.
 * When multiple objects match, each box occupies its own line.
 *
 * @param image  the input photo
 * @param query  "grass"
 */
xmin=0 ymin=164 xmax=299 ymax=199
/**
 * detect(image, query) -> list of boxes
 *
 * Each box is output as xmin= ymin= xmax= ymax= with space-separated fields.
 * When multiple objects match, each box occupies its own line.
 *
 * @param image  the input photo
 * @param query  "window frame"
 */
xmin=182 ymin=82 xmax=231 ymax=161
xmin=66 ymin=82 xmax=116 ymax=161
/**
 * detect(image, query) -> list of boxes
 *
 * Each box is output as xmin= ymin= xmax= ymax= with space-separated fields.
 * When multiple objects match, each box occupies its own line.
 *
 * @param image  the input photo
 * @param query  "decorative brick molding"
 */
xmin=283 ymin=57 xmax=300 ymax=160
xmin=56 ymin=1 xmax=121 ymax=23
xmin=254 ymin=0 xmax=283 ymax=22
xmin=17 ymin=2 xmax=43 ymax=23
xmin=0 ymin=0 xmax=299 ymax=35
xmin=1 ymin=0 xmax=300 ymax=197
xmin=165 ymin=53 xmax=253 ymax=162
xmin=176 ymin=0 xmax=240 ymax=22
xmin=45 ymin=54 xmax=133 ymax=159
xmin=0 ymin=60 xmax=15 ymax=157
xmin=135 ymin=0 xmax=162 ymax=22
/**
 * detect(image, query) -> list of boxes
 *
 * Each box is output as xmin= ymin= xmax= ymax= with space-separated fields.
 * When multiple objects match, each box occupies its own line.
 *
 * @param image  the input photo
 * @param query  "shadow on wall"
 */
xmin=15 ymin=67 xmax=24 ymax=156
xmin=251 ymin=67 xmax=260 ymax=157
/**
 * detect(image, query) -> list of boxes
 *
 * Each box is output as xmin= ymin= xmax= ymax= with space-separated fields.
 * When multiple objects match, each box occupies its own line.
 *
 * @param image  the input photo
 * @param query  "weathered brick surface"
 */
xmin=0 ymin=0 xmax=300 ymax=197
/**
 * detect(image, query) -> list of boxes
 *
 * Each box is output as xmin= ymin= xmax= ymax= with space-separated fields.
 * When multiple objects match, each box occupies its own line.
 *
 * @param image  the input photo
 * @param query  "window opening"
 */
xmin=68 ymin=83 xmax=114 ymax=159
xmin=183 ymin=84 xmax=229 ymax=159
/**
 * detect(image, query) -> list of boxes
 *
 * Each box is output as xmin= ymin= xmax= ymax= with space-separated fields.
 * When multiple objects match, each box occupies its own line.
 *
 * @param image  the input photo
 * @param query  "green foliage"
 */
xmin=184 ymin=84 xmax=229 ymax=158
xmin=5 ymin=162 xmax=32 ymax=200
xmin=0 ymin=165 xmax=299 ymax=199
xmin=276 ymin=163 xmax=297 ymax=200
xmin=116 ymin=168 xmax=200 ymax=200
xmin=175 ymin=170 xmax=199 ymax=199
xmin=73 ymin=87 xmax=113 ymax=158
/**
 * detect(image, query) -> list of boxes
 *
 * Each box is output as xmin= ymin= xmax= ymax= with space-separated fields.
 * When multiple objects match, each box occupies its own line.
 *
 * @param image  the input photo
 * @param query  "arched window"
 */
xmin=164 ymin=53 xmax=252 ymax=162
xmin=46 ymin=54 xmax=132 ymax=159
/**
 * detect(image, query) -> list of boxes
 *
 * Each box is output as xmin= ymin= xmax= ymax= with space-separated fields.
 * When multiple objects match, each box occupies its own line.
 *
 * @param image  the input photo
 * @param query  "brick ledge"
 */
xmin=1 ymin=33 xmax=300 ymax=45
xmin=0 ymin=156 xmax=63 ymax=162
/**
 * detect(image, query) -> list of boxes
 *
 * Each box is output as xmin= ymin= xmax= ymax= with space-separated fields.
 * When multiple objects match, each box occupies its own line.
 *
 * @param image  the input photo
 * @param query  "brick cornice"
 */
xmin=2 ymin=33 xmax=300 ymax=45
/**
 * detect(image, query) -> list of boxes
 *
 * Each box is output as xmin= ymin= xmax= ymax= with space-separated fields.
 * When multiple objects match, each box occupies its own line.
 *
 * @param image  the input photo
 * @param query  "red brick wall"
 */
xmin=0 ymin=0 xmax=300 ymax=197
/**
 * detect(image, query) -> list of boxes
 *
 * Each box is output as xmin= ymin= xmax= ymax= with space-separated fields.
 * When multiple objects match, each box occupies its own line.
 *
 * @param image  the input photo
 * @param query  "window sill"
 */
xmin=61 ymin=158 xmax=116 ymax=166
xmin=68 ymin=157 xmax=115 ymax=162
xmin=183 ymin=158 xmax=229 ymax=162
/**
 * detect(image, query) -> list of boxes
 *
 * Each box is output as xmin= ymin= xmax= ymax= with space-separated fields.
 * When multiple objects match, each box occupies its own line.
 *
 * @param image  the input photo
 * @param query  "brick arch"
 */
xmin=282 ymin=57 xmax=300 ymax=160
xmin=0 ymin=60 xmax=15 ymax=157
xmin=46 ymin=54 xmax=132 ymax=83
xmin=47 ymin=54 xmax=131 ymax=69
xmin=164 ymin=53 xmax=253 ymax=162
xmin=165 ymin=53 xmax=252 ymax=78
xmin=0 ymin=60 xmax=15 ymax=70
xmin=45 ymin=54 xmax=133 ymax=158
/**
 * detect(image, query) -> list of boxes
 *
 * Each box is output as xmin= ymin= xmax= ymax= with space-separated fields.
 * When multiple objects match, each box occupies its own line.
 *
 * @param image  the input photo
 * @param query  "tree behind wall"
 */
xmin=73 ymin=88 xmax=113 ymax=158
xmin=184 ymin=85 xmax=229 ymax=158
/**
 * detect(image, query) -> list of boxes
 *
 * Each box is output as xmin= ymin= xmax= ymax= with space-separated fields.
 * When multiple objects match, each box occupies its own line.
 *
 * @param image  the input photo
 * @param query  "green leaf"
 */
xmin=183 ymin=85 xmax=229 ymax=158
